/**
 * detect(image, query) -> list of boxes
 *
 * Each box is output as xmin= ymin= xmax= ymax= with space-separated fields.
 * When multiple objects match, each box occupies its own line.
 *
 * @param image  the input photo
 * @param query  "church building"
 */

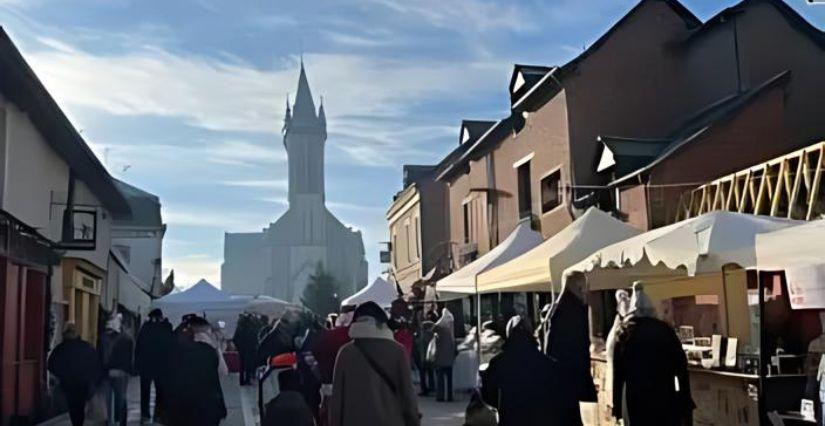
xmin=221 ymin=64 xmax=368 ymax=302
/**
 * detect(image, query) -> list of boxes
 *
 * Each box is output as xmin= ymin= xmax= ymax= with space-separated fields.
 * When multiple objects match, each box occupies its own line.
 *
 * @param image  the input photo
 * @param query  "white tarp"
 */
xmin=757 ymin=219 xmax=825 ymax=309
xmin=245 ymin=295 xmax=299 ymax=319
xmin=341 ymin=275 xmax=397 ymax=308
xmin=152 ymin=279 xmax=249 ymax=334
xmin=565 ymin=211 xmax=801 ymax=290
xmin=437 ymin=221 xmax=543 ymax=297
xmin=477 ymin=208 xmax=640 ymax=293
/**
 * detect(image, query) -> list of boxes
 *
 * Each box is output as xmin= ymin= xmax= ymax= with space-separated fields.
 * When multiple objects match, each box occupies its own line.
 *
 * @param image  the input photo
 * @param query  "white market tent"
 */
xmin=476 ymin=208 xmax=641 ymax=293
xmin=152 ymin=279 xmax=249 ymax=334
xmin=756 ymin=219 xmax=825 ymax=309
xmin=564 ymin=211 xmax=802 ymax=291
xmin=245 ymin=295 xmax=299 ymax=319
xmin=437 ymin=221 xmax=543 ymax=298
xmin=341 ymin=275 xmax=398 ymax=309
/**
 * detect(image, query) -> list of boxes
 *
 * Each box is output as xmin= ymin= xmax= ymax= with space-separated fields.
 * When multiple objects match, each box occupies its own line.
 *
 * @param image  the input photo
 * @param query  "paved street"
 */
xmin=38 ymin=374 xmax=467 ymax=426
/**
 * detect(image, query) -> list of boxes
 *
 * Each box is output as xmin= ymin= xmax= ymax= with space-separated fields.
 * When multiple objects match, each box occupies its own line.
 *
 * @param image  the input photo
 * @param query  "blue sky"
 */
xmin=1 ymin=0 xmax=823 ymax=288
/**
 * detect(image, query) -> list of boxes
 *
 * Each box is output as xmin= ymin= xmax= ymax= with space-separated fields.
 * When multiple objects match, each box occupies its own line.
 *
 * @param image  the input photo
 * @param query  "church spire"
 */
xmin=283 ymin=93 xmax=291 ymax=134
xmin=291 ymin=61 xmax=317 ymax=126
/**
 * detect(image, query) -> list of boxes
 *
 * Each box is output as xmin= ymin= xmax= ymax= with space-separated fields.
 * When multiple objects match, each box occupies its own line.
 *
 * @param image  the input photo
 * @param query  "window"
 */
xmin=392 ymin=233 xmax=398 ymax=266
xmin=414 ymin=217 xmax=420 ymax=259
xmin=541 ymin=170 xmax=562 ymax=213
xmin=463 ymin=203 xmax=470 ymax=243
xmin=405 ymin=222 xmax=411 ymax=263
xmin=517 ymin=161 xmax=532 ymax=219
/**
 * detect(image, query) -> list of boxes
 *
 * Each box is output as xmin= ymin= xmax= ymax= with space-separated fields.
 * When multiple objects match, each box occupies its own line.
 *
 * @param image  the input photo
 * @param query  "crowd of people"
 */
xmin=48 ymin=309 xmax=230 ymax=426
xmin=46 ymin=281 xmax=693 ymax=426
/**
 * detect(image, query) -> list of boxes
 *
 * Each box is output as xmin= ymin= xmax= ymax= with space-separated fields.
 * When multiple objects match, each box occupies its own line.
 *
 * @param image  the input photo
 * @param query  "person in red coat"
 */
xmin=313 ymin=308 xmax=354 ymax=426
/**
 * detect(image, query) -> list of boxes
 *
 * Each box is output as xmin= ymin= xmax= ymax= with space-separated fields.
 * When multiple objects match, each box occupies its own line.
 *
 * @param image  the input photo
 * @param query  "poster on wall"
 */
xmin=785 ymin=264 xmax=825 ymax=309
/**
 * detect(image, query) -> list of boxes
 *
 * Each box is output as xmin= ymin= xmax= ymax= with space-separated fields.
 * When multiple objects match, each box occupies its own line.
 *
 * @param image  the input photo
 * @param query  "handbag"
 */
xmin=426 ymin=333 xmax=438 ymax=364
xmin=463 ymin=390 xmax=498 ymax=426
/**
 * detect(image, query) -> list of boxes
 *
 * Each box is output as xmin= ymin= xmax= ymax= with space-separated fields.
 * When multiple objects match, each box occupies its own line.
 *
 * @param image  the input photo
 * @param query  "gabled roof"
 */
xmin=112 ymin=179 xmax=163 ymax=228
xmin=509 ymin=64 xmax=555 ymax=106
xmin=402 ymin=164 xmax=438 ymax=189
xmin=513 ymin=0 xmax=701 ymax=113
xmin=460 ymin=120 xmax=496 ymax=145
xmin=604 ymin=70 xmax=790 ymax=186
xmin=0 ymin=28 xmax=131 ymax=218
xmin=683 ymin=0 xmax=825 ymax=50
xmin=436 ymin=114 xmax=522 ymax=182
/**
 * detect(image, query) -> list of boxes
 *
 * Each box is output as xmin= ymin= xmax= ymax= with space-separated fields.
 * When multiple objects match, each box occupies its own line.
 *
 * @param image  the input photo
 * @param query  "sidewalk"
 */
xmin=418 ymin=393 xmax=467 ymax=426
xmin=38 ymin=374 xmax=248 ymax=426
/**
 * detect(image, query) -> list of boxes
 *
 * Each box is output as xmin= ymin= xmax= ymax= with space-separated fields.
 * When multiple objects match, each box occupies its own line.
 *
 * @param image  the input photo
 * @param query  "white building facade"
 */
xmin=222 ymin=64 xmax=367 ymax=302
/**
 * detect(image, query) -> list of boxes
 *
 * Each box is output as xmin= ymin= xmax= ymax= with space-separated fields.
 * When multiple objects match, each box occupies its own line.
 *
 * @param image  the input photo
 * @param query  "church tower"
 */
xmin=283 ymin=62 xmax=326 ymax=205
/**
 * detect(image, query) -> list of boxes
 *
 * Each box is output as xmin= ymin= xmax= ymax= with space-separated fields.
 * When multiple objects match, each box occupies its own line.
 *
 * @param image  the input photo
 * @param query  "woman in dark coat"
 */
xmin=612 ymin=283 xmax=694 ymax=426
xmin=164 ymin=317 xmax=227 ymax=426
xmin=480 ymin=316 xmax=560 ymax=426
xmin=545 ymin=284 xmax=598 ymax=425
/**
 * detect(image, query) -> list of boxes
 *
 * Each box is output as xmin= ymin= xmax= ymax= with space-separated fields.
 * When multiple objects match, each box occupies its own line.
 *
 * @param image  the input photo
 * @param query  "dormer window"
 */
xmin=512 ymin=71 xmax=526 ymax=94
xmin=597 ymin=143 xmax=616 ymax=172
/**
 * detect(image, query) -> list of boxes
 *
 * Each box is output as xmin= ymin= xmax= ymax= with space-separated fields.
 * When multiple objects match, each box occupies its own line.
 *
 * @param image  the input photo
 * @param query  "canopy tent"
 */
xmin=152 ymin=279 xmax=249 ymax=334
xmin=564 ymin=211 xmax=802 ymax=291
xmin=476 ymin=208 xmax=640 ymax=293
xmin=341 ymin=275 xmax=398 ymax=308
xmin=756 ymin=219 xmax=825 ymax=309
xmin=436 ymin=221 xmax=543 ymax=298
xmin=245 ymin=295 xmax=299 ymax=319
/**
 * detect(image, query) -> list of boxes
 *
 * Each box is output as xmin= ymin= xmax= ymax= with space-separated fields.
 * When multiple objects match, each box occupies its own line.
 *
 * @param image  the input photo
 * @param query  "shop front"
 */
xmin=0 ymin=210 xmax=59 ymax=425
xmin=564 ymin=211 xmax=802 ymax=425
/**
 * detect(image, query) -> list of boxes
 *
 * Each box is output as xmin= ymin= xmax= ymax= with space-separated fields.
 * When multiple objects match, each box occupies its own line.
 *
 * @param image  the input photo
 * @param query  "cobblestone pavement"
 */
xmin=39 ymin=374 xmax=468 ymax=426
xmin=38 ymin=374 xmax=245 ymax=426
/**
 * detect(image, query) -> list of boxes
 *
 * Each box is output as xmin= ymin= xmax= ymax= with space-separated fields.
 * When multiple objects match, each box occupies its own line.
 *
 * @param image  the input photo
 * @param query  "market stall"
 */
xmin=436 ymin=221 xmax=543 ymax=298
xmin=756 ymin=219 xmax=825 ymax=423
xmin=152 ymin=279 xmax=250 ymax=335
xmin=340 ymin=275 xmax=397 ymax=309
xmin=563 ymin=211 xmax=801 ymax=425
xmin=476 ymin=207 xmax=640 ymax=293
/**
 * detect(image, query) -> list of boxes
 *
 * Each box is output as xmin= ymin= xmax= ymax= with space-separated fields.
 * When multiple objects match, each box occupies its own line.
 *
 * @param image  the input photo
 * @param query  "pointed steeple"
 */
xmin=291 ymin=61 xmax=317 ymax=125
xmin=282 ymin=94 xmax=291 ymax=134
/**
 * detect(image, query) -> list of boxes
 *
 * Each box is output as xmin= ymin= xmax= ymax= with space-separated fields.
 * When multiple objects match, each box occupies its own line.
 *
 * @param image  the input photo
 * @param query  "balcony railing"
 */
xmin=0 ymin=209 xmax=59 ymax=266
xmin=674 ymin=141 xmax=825 ymax=222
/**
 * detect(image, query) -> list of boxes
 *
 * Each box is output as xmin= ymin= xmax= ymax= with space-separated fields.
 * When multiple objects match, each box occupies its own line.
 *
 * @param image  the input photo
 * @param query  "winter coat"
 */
xmin=613 ymin=316 xmax=694 ymax=426
xmin=432 ymin=310 xmax=456 ymax=368
xmin=135 ymin=318 xmax=173 ymax=377
xmin=48 ymin=337 xmax=102 ymax=390
xmin=263 ymin=390 xmax=316 ymax=426
xmin=328 ymin=318 xmax=419 ymax=426
xmin=233 ymin=315 xmax=261 ymax=366
xmin=545 ymin=290 xmax=597 ymax=426
xmin=164 ymin=336 xmax=227 ymax=426
xmin=314 ymin=326 xmax=351 ymax=384
xmin=100 ymin=329 xmax=134 ymax=375
xmin=480 ymin=332 xmax=560 ymax=426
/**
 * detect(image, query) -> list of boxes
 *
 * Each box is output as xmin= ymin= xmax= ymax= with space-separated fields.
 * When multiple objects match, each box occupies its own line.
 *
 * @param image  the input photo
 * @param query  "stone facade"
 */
xmin=222 ymin=65 xmax=367 ymax=302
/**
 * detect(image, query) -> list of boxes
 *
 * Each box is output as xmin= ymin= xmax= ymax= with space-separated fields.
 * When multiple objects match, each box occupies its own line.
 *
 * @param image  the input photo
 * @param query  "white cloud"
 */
xmin=365 ymin=0 xmax=538 ymax=33
xmin=163 ymin=207 xmax=269 ymax=231
xmin=24 ymin=39 xmax=508 ymax=166
xmin=221 ymin=179 xmax=288 ymax=189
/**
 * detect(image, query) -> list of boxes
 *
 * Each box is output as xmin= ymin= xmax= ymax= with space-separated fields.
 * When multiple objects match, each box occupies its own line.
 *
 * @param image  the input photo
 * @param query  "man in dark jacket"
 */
xmin=48 ymin=323 xmax=102 ymax=426
xmin=100 ymin=314 xmax=134 ymax=426
xmin=545 ymin=285 xmax=598 ymax=425
xmin=165 ymin=316 xmax=227 ymax=426
xmin=612 ymin=284 xmax=694 ymax=426
xmin=135 ymin=308 xmax=174 ymax=423
xmin=262 ymin=369 xmax=315 ymax=426
xmin=233 ymin=313 xmax=261 ymax=386
xmin=481 ymin=316 xmax=560 ymax=426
